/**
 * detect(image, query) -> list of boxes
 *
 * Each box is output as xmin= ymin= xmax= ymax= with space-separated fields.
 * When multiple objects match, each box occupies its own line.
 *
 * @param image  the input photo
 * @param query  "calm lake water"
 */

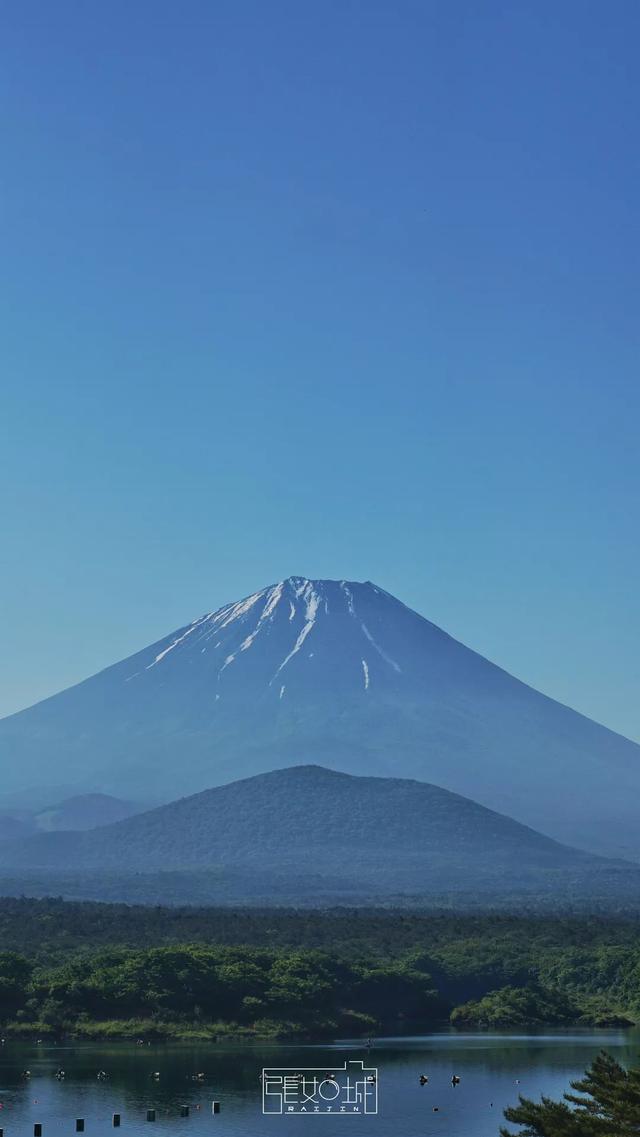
xmin=1 ymin=1030 xmax=638 ymax=1136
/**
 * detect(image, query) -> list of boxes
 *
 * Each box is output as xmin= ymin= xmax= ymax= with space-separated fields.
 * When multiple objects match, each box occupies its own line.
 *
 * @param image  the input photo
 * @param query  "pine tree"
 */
xmin=501 ymin=1051 xmax=640 ymax=1136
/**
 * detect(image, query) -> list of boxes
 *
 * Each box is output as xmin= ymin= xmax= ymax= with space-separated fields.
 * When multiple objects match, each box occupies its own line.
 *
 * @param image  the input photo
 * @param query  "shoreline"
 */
xmin=2 ymin=1015 xmax=637 ymax=1045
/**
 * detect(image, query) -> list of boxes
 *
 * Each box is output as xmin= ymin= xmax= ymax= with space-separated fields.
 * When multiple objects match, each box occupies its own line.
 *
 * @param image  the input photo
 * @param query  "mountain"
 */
xmin=0 ymin=794 xmax=142 ymax=840
xmin=0 ymin=785 xmax=79 ymax=812
xmin=32 ymin=793 xmax=142 ymax=832
xmin=0 ymin=577 xmax=638 ymax=856
xmin=0 ymin=766 xmax=637 ymax=908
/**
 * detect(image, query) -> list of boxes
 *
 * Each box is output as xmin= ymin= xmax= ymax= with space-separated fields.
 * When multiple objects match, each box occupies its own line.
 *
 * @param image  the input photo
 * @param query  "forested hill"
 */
xmin=1 ymin=766 xmax=638 ymax=910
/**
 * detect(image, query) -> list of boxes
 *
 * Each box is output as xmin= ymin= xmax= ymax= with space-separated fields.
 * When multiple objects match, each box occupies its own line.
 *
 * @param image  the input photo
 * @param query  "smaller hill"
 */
xmin=33 ymin=793 xmax=142 ymax=832
xmin=0 ymin=766 xmax=637 ymax=909
xmin=0 ymin=794 xmax=142 ymax=841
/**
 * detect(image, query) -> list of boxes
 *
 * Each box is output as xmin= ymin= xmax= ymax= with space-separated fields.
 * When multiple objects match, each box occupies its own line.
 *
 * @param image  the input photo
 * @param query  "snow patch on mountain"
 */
xmin=271 ymin=582 xmax=321 ymax=681
xmin=361 ymin=622 xmax=402 ymax=673
xmin=146 ymin=613 xmax=210 ymax=669
xmin=217 ymin=591 xmax=264 ymax=629
xmin=341 ymin=581 xmax=356 ymax=617
xmin=238 ymin=581 xmax=284 ymax=654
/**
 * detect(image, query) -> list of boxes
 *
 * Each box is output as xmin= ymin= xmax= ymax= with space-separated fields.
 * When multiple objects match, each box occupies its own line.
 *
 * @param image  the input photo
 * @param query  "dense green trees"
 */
xmin=0 ymin=944 xmax=442 ymax=1038
xmin=0 ymin=951 xmax=32 ymax=1014
xmin=451 ymin=984 xmax=578 ymax=1028
xmin=501 ymin=1051 xmax=640 ymax=1136
xmin=2 ymin=901 xmax=640 ymax=1039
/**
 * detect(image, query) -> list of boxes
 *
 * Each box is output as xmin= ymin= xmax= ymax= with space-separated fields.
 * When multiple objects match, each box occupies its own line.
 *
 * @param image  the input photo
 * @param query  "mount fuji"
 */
xmin=0 ymin=576 xmax=638 ymax=857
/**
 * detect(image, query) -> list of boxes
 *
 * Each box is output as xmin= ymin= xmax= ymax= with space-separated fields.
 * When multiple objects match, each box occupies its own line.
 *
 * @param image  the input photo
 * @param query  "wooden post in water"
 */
xmin=34 ymin=1125 xmax=42 ymax=1137
xmin=146 ymin=1110 xmax=156 ymax=1122
xmin=180 ymin=1106 xmax=189 ymax=1117
xmin=112 ymin=1115 xmax=121 ymax=1128
xmin=76 ymin=1120 xmax=85 ymax=1132
xmin=211 ymin=1101 xmax=220 ymax=1114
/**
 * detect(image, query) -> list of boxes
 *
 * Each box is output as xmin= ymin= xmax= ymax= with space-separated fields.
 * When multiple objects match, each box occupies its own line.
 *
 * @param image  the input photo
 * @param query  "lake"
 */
xmin=1 ymin=1030 xmax=638 ymax=1136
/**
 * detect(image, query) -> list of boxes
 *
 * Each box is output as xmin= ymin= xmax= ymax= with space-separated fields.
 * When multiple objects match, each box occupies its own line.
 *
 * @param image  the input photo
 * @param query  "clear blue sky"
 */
xmin=1 ymin=0 xmax=638 ymax=740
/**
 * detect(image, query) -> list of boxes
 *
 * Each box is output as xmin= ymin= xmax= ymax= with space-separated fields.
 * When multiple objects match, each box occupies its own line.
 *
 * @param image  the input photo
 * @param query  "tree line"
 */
xmin=1 ymin=900 xmax=640 ymax=1037
xmin=0 ymin=945 xmax=443 ymax=1038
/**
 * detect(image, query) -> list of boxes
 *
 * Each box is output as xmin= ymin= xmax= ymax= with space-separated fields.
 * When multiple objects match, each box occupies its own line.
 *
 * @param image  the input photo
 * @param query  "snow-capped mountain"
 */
xmin=0 ymin=576 xmax=639 ymax=857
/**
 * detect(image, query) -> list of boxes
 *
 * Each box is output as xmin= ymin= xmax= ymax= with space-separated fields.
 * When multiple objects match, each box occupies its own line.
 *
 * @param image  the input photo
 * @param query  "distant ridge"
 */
xmin=33 ymin=793 xmax=142 ymax=832
xmin=0 ymin=794 xmax=142 ymax=840
xmin=0 ymin=577 xmax=639 ymax=857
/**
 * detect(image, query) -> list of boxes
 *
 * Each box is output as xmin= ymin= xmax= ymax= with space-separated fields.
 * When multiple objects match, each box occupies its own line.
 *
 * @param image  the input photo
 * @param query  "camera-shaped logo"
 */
xmin=262 ymin=1059 xmax=378 ymax=1115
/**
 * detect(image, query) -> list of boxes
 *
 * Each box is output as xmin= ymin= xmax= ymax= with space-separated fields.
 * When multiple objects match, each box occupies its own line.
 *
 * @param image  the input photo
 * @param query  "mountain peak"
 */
xmin=243 ymin=763 xmax=356 ymax=785
xmin=149 ymin=575 xmax=412 ymax=696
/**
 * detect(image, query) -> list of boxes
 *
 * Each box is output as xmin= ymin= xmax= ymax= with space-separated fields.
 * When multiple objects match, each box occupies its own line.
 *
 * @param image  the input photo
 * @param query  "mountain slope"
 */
xmin=0 ymin=577 xmax=638 ymax=856
xmin=0 ymin=766 xmax=637 ymax=908
xmin=0 ymin=814 xmax=32 ymax=842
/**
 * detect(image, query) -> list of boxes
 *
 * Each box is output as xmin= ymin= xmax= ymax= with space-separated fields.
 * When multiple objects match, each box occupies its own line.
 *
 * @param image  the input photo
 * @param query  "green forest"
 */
xmin=1 ymin=899 xmax=640 ymax=1039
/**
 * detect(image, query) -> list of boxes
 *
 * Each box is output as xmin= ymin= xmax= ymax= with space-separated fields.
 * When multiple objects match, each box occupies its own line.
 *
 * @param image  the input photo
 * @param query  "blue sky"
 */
xmin=1 ymin=0 xmax=639 ymax=739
